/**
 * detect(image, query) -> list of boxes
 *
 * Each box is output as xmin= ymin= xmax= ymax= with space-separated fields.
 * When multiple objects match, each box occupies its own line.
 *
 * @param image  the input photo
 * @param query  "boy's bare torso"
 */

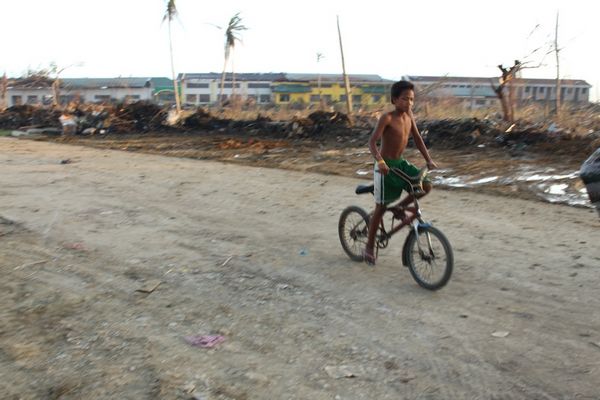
xmin=380 ymin=111 xmax=412 ymax=160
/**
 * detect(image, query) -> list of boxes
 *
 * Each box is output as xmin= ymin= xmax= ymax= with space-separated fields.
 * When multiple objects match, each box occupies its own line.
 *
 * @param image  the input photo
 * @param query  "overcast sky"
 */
xmin=3 ymin=0 xmax=599 ymax=100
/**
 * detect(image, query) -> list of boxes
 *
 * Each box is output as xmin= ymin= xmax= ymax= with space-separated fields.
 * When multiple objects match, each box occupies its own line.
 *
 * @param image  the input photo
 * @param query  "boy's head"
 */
xmin=390 ymin=80 xmax=415 ymax=111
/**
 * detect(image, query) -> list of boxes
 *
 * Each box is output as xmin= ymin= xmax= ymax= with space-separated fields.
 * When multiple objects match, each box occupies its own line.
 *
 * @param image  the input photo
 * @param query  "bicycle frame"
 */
xmin=374 ymin=167 xmax=427 ymax=248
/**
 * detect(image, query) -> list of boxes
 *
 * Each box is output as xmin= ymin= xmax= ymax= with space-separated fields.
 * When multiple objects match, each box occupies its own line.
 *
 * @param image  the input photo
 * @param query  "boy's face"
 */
xmin=392 ymin=89 xmax=414 ymax=113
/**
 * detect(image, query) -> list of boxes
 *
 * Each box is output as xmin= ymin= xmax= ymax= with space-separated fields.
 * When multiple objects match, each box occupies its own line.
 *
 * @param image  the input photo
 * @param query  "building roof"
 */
xmin=61 ymin=77 xmax=153 ymax=89
xmin=406 ymin=75 xmax=591 ymax=87
xmin=179 ymin=72 xmax=287 ymax=81
xmin=284 ymin=73 xmax=393 ymax=83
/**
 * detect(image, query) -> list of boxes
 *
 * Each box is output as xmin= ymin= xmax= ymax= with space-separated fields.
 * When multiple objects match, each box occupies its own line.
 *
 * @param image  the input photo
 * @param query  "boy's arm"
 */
xmin=369 ymin=114 xmax=390 ymax=174
xmin=410 ymin=113 xmax=438 ymax=169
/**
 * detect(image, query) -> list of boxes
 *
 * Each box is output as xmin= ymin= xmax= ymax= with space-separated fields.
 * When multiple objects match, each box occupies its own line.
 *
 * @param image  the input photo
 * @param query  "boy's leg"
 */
xmin=394 ymin=181 xmax=432 ymax=209
xmin=364 ymin=203 xmax=386 ymax=264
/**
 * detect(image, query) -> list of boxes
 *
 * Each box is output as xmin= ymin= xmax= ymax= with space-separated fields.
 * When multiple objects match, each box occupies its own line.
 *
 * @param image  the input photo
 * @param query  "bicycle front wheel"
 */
xmin=338 ymin=206 xmax=370 ymax=261
xmin=405 ymin=225 xmax=453 ymax=290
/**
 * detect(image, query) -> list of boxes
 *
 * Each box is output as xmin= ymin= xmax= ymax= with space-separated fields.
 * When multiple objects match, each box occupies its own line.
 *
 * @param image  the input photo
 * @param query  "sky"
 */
xmin=3 ymin=0 xmax=600 ymax=100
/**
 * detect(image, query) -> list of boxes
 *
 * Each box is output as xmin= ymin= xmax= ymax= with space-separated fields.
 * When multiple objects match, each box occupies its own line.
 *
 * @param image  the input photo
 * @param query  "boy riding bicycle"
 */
xmin=364 ymin=80 xmax=437 ymax=265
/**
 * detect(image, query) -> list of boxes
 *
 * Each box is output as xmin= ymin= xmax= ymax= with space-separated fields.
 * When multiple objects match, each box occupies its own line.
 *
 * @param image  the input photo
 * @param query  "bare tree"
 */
xmin=163 ymin=0 xmax=182 ymax=113
xmin=219 ymin=13 xmax=247 ymax=106
xmin=491 ymin=60 xmax=523 ymax=123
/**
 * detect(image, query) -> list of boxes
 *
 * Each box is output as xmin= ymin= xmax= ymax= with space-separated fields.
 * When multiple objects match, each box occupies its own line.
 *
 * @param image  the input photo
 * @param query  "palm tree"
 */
xmin=219 ymin=13 xmax=247 ymax=106
xmin=163 ymin=0 xmax=181 ymax=113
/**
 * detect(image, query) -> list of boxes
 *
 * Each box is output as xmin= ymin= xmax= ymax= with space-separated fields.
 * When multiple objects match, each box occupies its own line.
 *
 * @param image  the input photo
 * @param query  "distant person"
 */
xmin=363 ymin=80 xmax=437 ymax=265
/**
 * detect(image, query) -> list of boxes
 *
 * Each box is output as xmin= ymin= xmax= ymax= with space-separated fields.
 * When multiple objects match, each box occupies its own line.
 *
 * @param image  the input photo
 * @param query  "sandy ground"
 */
xmin=1 ymin=137 xmax=599 ymax=400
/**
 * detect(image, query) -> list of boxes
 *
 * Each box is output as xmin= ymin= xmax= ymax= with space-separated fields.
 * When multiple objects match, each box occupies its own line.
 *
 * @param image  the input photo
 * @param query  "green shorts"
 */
xmin=374 ymin=158 xmax=429 ymax=204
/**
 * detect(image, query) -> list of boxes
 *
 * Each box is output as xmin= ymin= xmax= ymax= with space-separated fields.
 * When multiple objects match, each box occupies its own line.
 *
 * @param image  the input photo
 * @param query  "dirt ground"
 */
xmin=1 ymin=137 xmax=600 ymax=400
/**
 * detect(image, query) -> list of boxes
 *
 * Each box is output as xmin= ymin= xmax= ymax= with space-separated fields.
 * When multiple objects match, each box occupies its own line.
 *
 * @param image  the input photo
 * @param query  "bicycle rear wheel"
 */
xmin=338 ymin=206 xmax=370 ymax=261
xmin=405 ymin=225 xmax=453 ymax=290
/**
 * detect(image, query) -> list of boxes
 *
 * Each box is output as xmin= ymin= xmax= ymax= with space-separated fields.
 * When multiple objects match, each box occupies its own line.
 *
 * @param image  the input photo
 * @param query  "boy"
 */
xmin=364 ymin=80 xmax=437 ymax=265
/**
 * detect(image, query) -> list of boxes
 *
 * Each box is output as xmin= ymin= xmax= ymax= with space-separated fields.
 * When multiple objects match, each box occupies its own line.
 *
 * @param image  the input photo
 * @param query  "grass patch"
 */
xmin=0 ymin=130 xmax=13 ymax=137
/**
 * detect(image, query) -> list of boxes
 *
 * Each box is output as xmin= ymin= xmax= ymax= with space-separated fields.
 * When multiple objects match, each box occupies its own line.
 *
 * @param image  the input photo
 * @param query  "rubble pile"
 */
xmin=0 ymin=105 xmax=62 ymax=129
xmin=108 ymin=101 xmax=167 ymax=133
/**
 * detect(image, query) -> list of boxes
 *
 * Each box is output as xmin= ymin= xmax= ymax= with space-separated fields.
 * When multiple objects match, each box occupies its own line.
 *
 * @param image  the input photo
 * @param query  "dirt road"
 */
xmin=1 ymin=137 xmax=599 ymax=400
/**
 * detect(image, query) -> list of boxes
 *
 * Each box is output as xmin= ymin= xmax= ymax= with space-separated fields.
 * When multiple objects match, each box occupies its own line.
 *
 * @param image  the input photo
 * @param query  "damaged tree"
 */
xmin=219 ymin=13 xmax=247 ymax=107
xmin=163 ymin=0 xmax=182 ymax=114
xmin=491 ymin=60 xmax=522 ymax=123
xmin=0 ymin=73 xmax=7 ymax=111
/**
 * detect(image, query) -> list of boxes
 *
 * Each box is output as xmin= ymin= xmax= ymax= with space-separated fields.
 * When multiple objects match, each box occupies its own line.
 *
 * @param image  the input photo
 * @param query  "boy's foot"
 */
xmin=391 ymin=205 xmax=410 ymax=224
xmin=362 ymin=249 xmax=376 ymax=266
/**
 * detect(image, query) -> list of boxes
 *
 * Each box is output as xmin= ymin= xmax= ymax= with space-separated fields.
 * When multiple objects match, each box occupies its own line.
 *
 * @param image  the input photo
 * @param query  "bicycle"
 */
xmin=338 ymin=167 xmax=454 ymax=290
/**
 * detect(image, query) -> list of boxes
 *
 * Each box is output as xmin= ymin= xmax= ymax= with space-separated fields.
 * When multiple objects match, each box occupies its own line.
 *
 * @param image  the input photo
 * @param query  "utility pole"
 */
xmin=316 ymin=52 xmax=324 ymax=110
xmin=554 ymin=10 xmax=561 ymax=117
xmin=337 ymin=16 xmax=353 ymax=123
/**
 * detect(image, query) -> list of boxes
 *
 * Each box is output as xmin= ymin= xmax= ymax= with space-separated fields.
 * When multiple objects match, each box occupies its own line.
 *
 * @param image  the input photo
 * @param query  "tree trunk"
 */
xmin=220 ymin=55 xmax=228 ymax=106
xmin=168 ymin=19 xmax=181 ymax=113
xmin=0 ymin=73 xmax=7 ymax=111
xmin=52 ymin=78 xmax=61 ymax=108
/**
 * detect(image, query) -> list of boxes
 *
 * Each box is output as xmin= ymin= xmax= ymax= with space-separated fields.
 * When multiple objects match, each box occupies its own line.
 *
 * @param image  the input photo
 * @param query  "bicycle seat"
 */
xmin=355 ymin=184 xmax=374 ymax=195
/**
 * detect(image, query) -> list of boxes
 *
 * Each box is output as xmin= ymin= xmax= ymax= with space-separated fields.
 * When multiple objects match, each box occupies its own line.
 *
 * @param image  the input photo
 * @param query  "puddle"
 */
xmin=429 ymin=167 xmax=592 ymax=208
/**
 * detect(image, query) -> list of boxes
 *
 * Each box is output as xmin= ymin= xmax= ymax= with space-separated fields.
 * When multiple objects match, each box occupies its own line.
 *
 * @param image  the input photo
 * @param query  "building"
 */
xmin=272 ymin=73 xmax=393 ymax=107
xmin=5 ymin=77 xmax=172 ymax=107
xmin=179 ymin=72 xmax=394 ymax=107
xmin=179 ymin=72 xmax=286 ymax=105
xmin=406 ymin=75 xmax=592 ymax=108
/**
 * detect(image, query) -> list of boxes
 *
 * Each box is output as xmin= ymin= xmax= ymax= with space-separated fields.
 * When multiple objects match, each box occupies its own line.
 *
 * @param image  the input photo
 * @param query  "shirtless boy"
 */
xmin=364 ymin=80 xmax=437 ymax=265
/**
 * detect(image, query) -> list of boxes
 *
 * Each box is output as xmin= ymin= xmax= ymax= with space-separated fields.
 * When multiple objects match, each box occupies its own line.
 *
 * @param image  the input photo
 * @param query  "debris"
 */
xmin=220 ymin=256 xmax=233 ymax=267
xmin=491 ymin=331 xmax=510 ymax=338
xmin=62 ymin=242 xmax=87 ymax=251
xmin=14 ymin=259 xmax=48 ymax=270
xmin=324 ymin=365 xmax=360 ymax=379
xmin=136 ymin=279 xmax=162 ymax=293
xmin=183 ymin=334 xmax=225 ymax=348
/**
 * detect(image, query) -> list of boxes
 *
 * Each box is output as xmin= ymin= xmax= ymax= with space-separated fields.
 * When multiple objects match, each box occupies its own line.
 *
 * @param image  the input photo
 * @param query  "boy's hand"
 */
xmin=377 ymin=160 xmax=390 ymax=175
xmin=426 ymin=160 xmax=438 ymax=170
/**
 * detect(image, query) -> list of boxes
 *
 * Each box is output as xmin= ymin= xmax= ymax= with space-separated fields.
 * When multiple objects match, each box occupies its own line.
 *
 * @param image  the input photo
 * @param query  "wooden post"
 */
xmin=337 ymin=16 xmax=353 ymax=124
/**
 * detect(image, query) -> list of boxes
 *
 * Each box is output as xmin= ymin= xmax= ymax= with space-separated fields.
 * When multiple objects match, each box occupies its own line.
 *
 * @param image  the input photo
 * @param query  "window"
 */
xmin=279 ymin=94 xmax=290 ymax=102
xmin=475 ymin=99 xmax=486 ymax=105
xmin=319 ymin=84 xmax=332 ymax=88
xmin=199 ymin=94 xmax=210 ymax=103
xmin=582 ymin=88 xmax=588 ymax=94
xmin=94 ymin=95 xmax=111 ymax=102
xmin=340 ymin=95 xmax=347 ymax=102
xmin=539 ymin=87 xmax=545 ymax=93
xmin=352 ymin=95 xmax=362 ymax=103
xmin=524 ymin=87 xmax=530 ymax=93
xmin=372 ymin=95 xmax=381 ymax=102
xmin=322 ymin=95 xmax=332 ymax=103
xmin=187 ymin=82 xmax=209 ymax=88
xmin=223 ymin=83 xmax=240 ymax=88
xmin=310 ymin=95 xmax=320 ymax=102
xmin=248 ymin=83 xmax=270 ymax=89
xmin=27 ymin=95 xmax=38 ymax=104
xmin=11 ymin=95 xmax=22 ymax=105
xmin=567 ymin=88 xmax=573 ymax=94
xmin=186 ymin=94 xmax=197 ymax=103
xmin=259 ymin=94 xmax=271 ymax=103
